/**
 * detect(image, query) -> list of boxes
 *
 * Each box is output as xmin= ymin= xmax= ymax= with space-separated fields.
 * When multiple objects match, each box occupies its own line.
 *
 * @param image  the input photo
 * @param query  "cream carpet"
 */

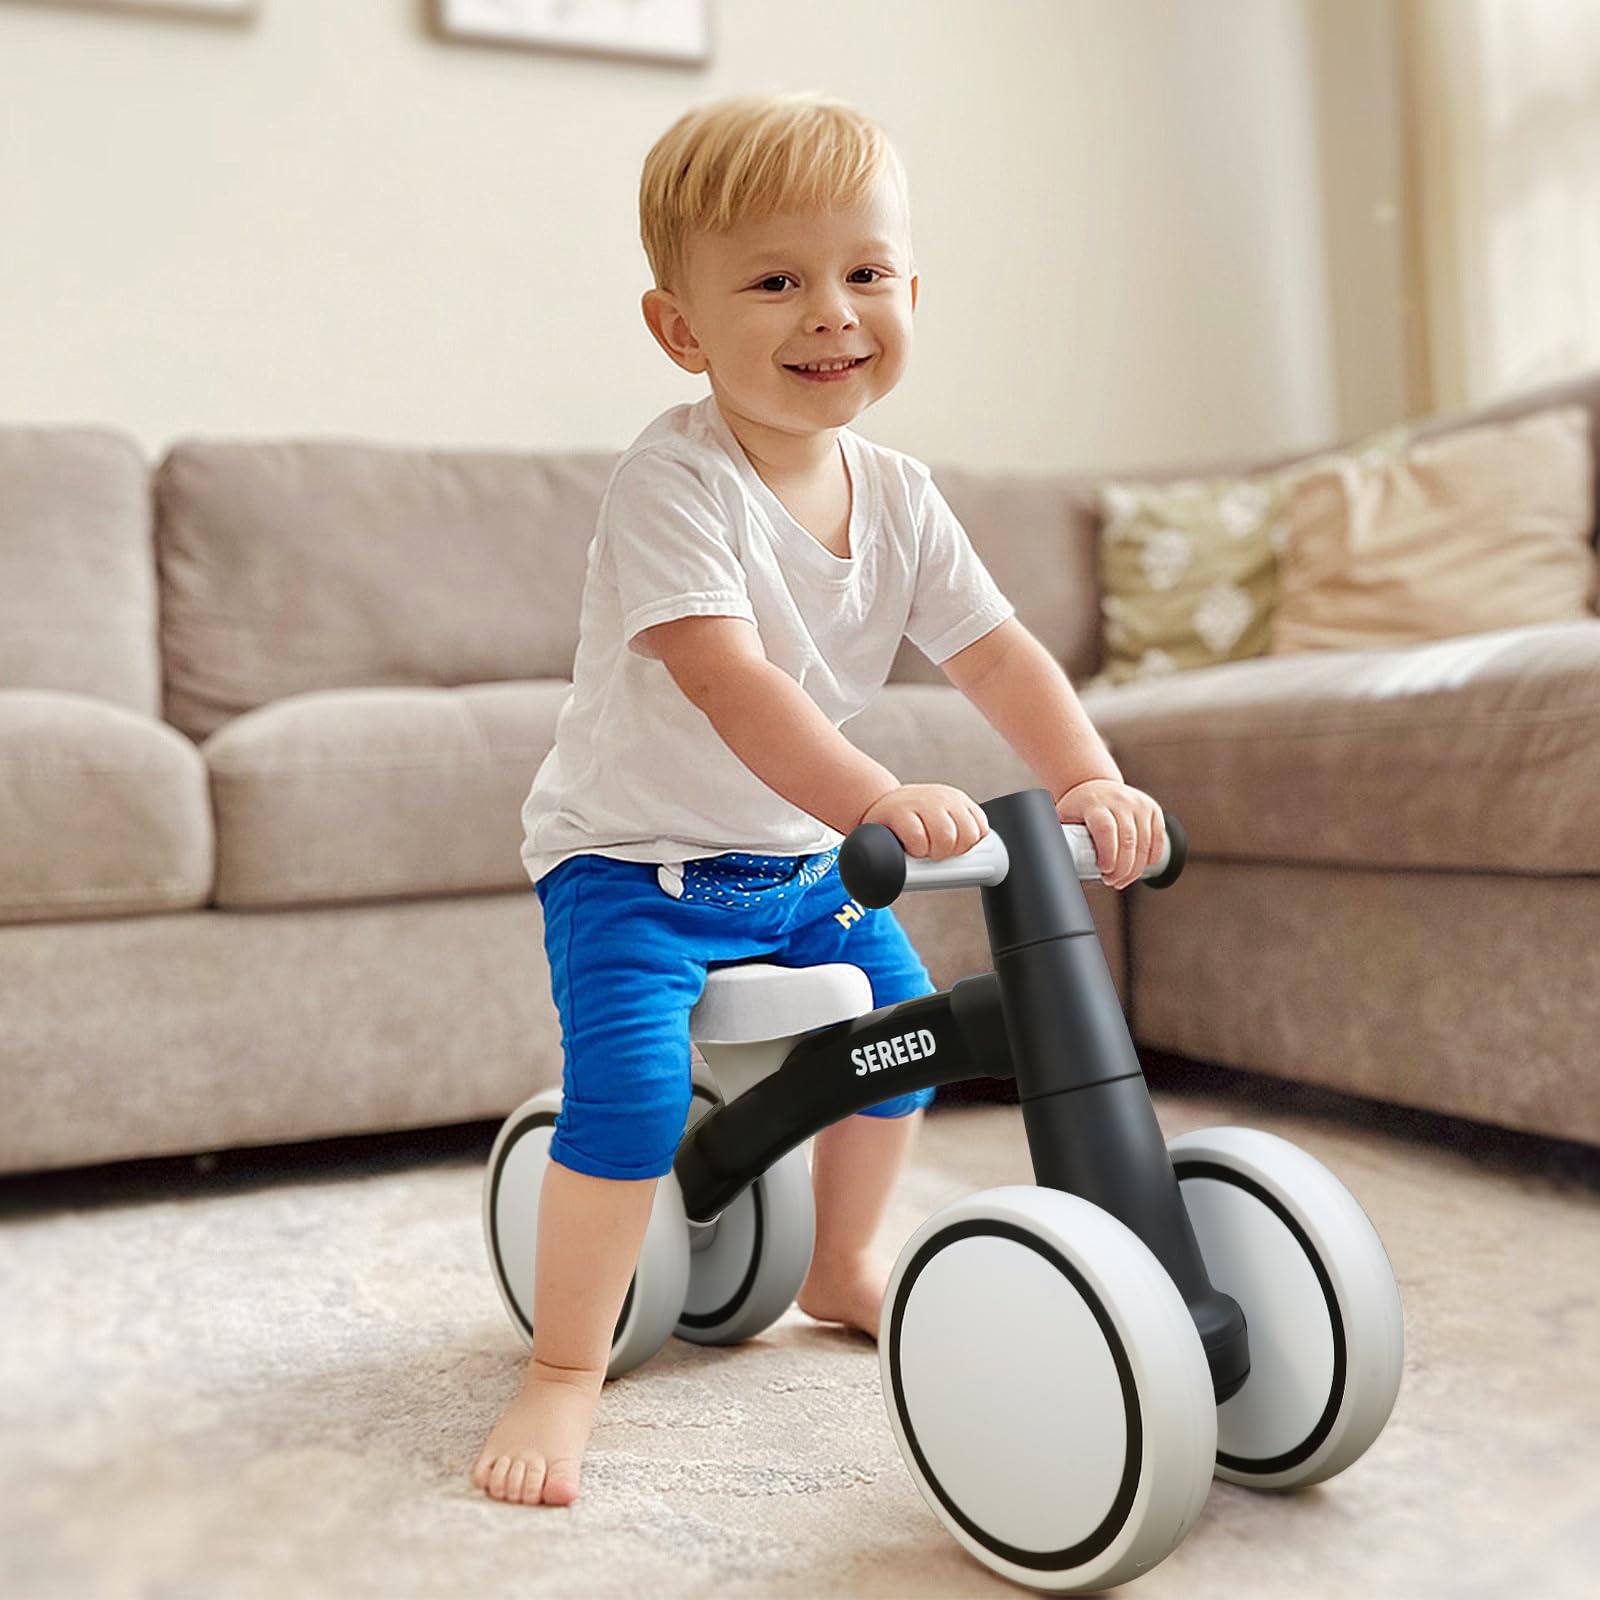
xmin=4 ymin=1063 xmax=1598 ymax=1600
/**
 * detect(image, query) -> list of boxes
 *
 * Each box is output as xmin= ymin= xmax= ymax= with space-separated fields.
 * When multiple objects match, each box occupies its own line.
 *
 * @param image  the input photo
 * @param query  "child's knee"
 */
xmin=549 ymin=1078 xmax=696 ymax=1180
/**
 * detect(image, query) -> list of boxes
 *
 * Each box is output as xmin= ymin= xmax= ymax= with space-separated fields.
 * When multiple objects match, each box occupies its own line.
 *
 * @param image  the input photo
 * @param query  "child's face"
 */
xmin=643 ymin=171 xmax=918 ymax=448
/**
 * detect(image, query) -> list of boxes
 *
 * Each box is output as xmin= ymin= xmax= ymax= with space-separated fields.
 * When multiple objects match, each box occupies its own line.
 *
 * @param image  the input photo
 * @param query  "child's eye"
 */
xmin=753 ymin=268 xmax=886 ymax=293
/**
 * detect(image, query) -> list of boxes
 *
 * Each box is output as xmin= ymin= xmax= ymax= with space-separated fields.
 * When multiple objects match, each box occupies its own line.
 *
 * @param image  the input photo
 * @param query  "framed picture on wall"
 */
xmin=433 ymin=0 xmax=711 ymax=66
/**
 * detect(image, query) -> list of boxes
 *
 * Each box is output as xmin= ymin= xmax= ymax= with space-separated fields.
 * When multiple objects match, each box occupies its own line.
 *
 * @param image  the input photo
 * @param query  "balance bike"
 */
xmin=484 ymin=788 xmax=1404 ymax=1592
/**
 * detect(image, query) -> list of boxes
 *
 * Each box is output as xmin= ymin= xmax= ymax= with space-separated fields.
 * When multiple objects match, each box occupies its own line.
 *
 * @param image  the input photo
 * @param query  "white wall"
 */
xmin=0 ymin=0 xmax=1346 ymax=472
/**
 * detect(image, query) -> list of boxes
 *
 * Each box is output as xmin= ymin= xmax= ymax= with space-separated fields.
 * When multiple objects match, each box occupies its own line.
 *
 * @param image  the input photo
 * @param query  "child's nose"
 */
xmin=805 ymin=293 xmax=858 ymax=333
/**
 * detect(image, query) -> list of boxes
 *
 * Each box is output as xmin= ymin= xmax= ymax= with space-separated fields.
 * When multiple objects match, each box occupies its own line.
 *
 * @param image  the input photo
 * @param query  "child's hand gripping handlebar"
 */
xmin=839 ymin=806 xmax=1187 ymax=909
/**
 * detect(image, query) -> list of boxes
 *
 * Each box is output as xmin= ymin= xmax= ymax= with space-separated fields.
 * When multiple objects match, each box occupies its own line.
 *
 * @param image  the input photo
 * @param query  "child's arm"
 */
xmin=637 ymin=615 xmax=979 ymax=855
xmin=941 ymin=618 xmax=1165 ymax=890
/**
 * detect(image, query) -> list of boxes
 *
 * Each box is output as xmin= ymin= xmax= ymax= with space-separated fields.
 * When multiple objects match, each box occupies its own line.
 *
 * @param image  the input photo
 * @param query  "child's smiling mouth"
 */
xmin=784 ymin=355 xmax=873 ymax=382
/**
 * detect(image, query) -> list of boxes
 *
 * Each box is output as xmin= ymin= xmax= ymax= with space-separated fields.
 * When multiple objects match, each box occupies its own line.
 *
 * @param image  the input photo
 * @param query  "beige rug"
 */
xmin=3 ymin=1064 xmax=1598 ymax=1600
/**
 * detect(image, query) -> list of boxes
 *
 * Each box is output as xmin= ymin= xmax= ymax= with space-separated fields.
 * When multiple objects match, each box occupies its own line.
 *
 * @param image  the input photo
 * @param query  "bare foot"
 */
xmin=796 ymin=1250 xmax=889 ymax=1342
xmin=471 ymin=1358 xmax=604 ymax=1506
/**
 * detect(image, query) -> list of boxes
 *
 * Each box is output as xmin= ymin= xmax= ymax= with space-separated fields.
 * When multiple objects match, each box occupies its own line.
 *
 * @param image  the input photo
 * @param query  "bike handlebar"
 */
xmin=839 ymin=808 xmax=1187 ymax=910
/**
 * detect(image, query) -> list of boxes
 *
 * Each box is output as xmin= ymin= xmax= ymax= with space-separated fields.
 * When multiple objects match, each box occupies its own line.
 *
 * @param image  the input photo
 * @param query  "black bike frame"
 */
xmin=674 ymin=972 xmax=1012 ymax=1224
xmin=673 ymin=787 xmax=1251 ymax=1399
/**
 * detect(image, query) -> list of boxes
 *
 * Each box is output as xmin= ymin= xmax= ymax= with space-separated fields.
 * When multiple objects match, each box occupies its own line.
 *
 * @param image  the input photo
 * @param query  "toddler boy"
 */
xmin=473 ymin=90 xmax=1165 ymax=1507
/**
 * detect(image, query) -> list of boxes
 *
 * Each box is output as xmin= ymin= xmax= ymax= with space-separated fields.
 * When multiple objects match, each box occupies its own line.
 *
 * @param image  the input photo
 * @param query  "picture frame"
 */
xmin=431 ymin=0 xmax=711 ymax=67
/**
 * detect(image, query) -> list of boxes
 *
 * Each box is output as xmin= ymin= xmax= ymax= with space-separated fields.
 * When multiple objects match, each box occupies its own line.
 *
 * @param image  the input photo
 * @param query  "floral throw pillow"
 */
xmin=1087 ymin=470 xmax=1295 ymax=688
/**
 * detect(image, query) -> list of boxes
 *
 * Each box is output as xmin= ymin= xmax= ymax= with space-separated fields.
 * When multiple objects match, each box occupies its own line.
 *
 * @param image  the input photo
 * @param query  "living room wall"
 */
xmin=0 ymin=0 xmax=1396 ymax=472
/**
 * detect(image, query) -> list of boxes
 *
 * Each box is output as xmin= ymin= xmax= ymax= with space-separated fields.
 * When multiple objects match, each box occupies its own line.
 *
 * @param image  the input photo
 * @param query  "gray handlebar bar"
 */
xmin=838 ymin=807 xmax=1187 ymax=909
xmin=897 ymin=820 xmax=1172 ymax=894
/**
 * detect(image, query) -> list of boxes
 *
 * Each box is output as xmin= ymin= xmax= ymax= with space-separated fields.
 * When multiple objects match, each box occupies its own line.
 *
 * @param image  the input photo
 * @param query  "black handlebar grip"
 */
xmin=1144 ymin=810 xmax=1188 ymax=889
xmin=838 ymin=822 xmax=907 ymax=909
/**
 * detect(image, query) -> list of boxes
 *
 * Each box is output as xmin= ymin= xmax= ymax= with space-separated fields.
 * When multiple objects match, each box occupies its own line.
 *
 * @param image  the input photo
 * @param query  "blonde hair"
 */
xmin=639 ymin=91 xmax=911 ymax=293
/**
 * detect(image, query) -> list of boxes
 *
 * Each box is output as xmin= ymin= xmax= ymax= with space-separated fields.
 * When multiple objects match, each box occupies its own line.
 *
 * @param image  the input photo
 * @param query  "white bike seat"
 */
xmin=689 ymin=962 xmax=874 ymax=1044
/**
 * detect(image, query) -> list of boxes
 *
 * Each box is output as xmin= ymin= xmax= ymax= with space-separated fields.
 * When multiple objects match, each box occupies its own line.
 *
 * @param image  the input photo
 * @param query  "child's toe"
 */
xmin=505 ymin=1458 xmax=528 ymax=1501
xmin=541 ymin=1459 xmax=581 ymax=1506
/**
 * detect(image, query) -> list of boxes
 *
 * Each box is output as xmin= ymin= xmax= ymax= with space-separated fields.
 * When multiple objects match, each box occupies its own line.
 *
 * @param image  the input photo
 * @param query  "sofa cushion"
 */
xmin=156 ymin=439 xmax=617 ymax=740
xmin=1085 ymin=619 xmax=1600 ymax=875
xmin=204 ymin=681 xmax=567 ymax=907
xmin=0 ymin=691 xmax=212 ymax=922
xmin=0 ymin=427 xmax=159 ymax=715
xmin=1410 ymin=366 xmax=1600 ymax=545
xmin=1270 ymin=406 xmax=1596 ymax=654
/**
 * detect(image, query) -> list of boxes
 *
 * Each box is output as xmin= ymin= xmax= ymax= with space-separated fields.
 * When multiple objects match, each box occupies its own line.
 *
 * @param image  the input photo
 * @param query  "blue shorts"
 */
xmin=533 ymin=846 xmax=938 ymax=1181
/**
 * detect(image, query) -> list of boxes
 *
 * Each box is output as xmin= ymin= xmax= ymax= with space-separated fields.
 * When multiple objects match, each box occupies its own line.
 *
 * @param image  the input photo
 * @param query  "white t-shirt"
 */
xmin=519 ymin=394 xmax=1015 ymax=886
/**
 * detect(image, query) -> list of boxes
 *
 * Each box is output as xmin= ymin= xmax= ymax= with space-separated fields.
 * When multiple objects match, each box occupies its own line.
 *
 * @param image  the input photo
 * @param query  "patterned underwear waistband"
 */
xmin=693 ymin=848 xmax=839 ymax=883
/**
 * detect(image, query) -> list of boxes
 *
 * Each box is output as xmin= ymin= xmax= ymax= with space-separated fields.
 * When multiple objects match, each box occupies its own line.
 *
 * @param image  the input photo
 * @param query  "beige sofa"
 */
xmin=5 ymin=370 xmax=1598 ymax=1177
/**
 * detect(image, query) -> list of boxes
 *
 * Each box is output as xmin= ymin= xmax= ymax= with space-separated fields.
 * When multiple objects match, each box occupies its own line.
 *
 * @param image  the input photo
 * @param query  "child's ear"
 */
xmin=641 ymin=288 xmax=708 ymax=374
xmin=910 ymin=275 xmax=919 ymax=312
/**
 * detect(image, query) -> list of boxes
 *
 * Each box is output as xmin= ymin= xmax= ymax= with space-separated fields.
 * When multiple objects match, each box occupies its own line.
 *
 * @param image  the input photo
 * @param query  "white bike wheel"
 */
xmin=674 ymin=1079 xmax=817 ymax=1346
xmin=1169 ymin=1126 xmax=1405 ymax=1490
xmin=882 ymin=1185 xmax=1217 ymax=1594
xmin=482 ymin=1087 xmax=689 ymax=1381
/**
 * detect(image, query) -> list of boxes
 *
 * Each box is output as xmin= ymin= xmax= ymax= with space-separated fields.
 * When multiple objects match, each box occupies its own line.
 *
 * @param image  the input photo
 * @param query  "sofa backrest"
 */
xmin=0 ymin=426 xmax=160 ymax=715
xmin=155 ymin=439 xmax=618 ymax=741
xmin=154 ymin=431 xmax=1110 ymax=733
xmin=148 ymin=366 xmax=1600 ymax=739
